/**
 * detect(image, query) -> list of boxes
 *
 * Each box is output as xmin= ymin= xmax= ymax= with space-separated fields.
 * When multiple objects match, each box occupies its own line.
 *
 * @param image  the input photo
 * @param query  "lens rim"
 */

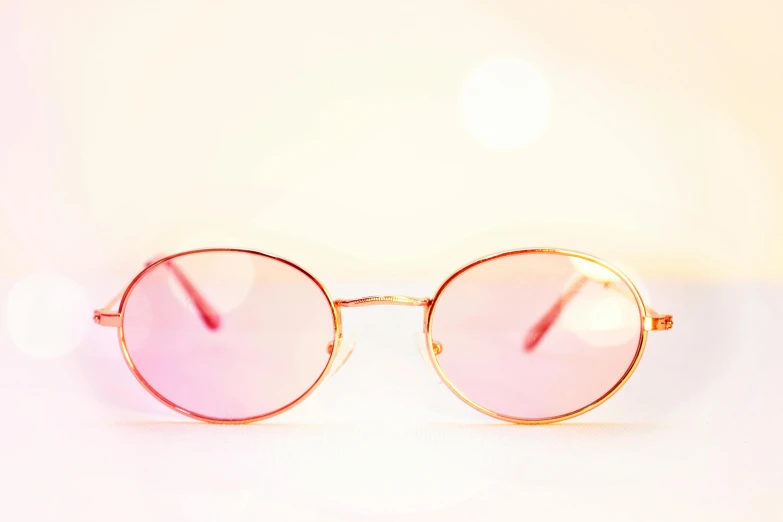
xmin=116 ymin=248 xmax=342 ymax=424
xmin=424 ymin=248 xmax=648 ymax=424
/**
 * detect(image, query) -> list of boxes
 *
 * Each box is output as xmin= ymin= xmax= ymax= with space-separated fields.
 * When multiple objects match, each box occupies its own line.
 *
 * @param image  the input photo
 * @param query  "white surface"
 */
xmin=1 ymin=282 xmax=780 ymax=521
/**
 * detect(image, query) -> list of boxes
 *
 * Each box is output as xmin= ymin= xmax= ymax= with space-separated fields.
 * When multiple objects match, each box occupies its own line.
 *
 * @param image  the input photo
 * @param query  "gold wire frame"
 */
xmin=112 ymin=248 xmax=343 ymax=425
xmin=95 ymin=246 xmax=672 ymax=424
xmin=424 ymin=247 xmax=654 ymax=425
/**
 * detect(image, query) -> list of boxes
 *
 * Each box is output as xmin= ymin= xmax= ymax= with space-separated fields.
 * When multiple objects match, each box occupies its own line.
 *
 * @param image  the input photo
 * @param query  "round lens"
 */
xmin=120 ymin=250 xmax=337 ymax=421
xmin=428 ymin=251 xmax=644 ymax=421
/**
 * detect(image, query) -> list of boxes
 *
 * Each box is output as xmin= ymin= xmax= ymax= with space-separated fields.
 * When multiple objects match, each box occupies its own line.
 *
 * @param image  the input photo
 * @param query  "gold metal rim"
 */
xmin=116 ymin=247 xmax=342 ymax=424
xmin=424 ymin=247 xmax=649 ymax=425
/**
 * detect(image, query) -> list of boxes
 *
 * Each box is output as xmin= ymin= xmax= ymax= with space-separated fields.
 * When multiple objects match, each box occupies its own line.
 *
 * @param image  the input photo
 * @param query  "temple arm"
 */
xmin=93 ymin=257 xmax=221 ymax=329
xmin=523 ymin=275 xmax=589 ymax=351
xmin=523 ymin=277 xmax=673 ymax=352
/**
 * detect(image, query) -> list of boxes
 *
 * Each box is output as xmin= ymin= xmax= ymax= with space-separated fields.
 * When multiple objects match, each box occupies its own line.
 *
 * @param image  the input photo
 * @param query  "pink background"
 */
xmin=1 ymin=1 xmax=781 ymax=520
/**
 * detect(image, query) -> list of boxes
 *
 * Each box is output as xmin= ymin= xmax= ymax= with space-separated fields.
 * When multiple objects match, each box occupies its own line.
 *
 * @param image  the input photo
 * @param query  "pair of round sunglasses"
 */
xmin=94 ymin=248 xmax=673 ymax=424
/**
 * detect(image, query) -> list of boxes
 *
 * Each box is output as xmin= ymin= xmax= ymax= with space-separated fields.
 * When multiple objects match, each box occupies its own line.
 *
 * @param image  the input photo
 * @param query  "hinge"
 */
xmin=93 ymin=309 xmax=122 ymax=327
xmin=644 ymin=314 xmax=673 ymax=332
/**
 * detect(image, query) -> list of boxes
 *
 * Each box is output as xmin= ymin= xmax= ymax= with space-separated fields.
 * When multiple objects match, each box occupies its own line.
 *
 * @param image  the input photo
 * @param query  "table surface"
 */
xmin=1 ymin=282 xmax=780 ymax=521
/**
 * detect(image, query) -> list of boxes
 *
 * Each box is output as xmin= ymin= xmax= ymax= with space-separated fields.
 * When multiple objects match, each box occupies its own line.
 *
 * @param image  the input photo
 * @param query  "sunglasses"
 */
xmin=94 ymin=248 xmax=673 ymax=424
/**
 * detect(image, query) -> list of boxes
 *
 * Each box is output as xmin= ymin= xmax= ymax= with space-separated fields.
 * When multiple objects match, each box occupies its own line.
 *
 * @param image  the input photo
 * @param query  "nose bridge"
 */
xmin=334 ymin=295 xmax=431 ymax=308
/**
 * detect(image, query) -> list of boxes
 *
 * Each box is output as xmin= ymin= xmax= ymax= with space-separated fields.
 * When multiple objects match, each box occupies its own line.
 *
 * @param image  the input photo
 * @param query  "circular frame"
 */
xmin=424 ymin=248 xmax=649 ymax=424
xmin=116 ymin=248 xmax=342 ymax=424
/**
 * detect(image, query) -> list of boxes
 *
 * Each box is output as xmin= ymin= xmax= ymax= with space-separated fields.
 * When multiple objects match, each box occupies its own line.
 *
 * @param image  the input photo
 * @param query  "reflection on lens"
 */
xmin=121 ymin=250 xmax=336 ymax=420
xmin=429 ymin=252 xmax=643 ymax=421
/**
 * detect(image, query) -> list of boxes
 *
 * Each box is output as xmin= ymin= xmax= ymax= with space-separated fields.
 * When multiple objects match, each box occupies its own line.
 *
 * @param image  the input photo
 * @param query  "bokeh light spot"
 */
xmin=461 ymin=56 xmax=552 ymax=148
xmin=562 ymin=287 xmax=640 ymax=347
xmin=7 ymin=272 xmax=90 ymax=357
xmin=570 ymin=257 xmax=620 ymax=283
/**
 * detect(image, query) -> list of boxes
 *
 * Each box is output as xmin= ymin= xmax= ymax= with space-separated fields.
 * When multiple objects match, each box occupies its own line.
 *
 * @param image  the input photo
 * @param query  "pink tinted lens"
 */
xmin=121 ymin=251 xmax=336 ymax=420
xmin=430 ymin=252 xmax=643 ymax=420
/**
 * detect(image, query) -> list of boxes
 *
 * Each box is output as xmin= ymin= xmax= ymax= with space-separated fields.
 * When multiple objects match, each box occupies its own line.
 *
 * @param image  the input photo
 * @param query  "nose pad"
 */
xmin=414 ymin=333 xmax=444 ymax=384
xmin=328 ymin=334 xmax=357 ymax=377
